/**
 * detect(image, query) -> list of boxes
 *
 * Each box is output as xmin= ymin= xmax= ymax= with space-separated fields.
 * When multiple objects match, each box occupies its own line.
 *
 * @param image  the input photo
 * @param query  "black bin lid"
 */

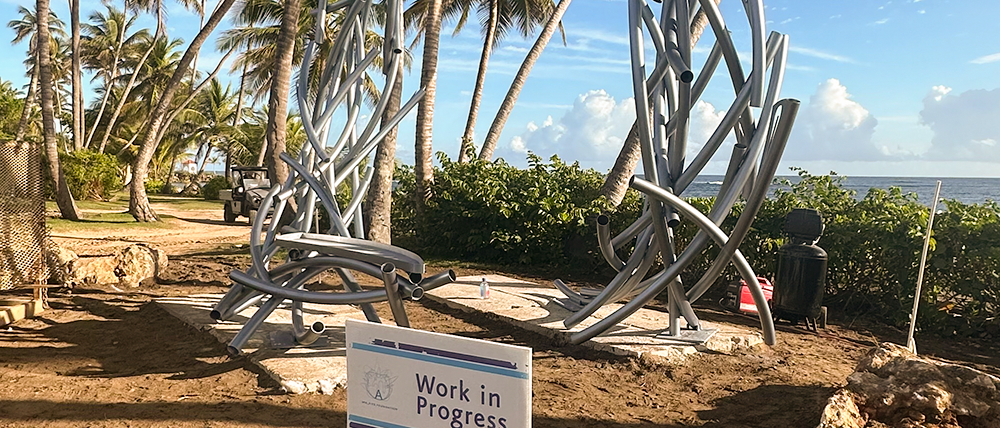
xmin=785 ymin=208 xmax=824 ymax=241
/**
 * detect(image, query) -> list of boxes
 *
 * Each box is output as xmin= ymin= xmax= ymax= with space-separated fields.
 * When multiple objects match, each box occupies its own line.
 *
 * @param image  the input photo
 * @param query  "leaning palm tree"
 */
xmin=70 ymin=0 xmax=83 ymax=151
xmin=412 ymin=0 xmax=443 ymax=215
xmin=81 ymin=6 xmax=145 ymax=149
xmin=35 ymin=0 xmax=80 ymax=220
xmin=261 ymin=0 xmax=300 ymax=187
xmin=8 ymin=6 xmax=65 ymax=141
xmin=128 ymin=0 xmax=240 ymax=221
xmin=408 ymin=0 xmax=555 ymax=163
xmin=478 ymin=0 xmax=571 ymax=161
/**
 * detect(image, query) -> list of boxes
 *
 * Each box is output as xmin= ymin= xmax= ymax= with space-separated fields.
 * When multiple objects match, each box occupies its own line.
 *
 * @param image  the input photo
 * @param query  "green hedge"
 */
xmin=60 ymin=150 xmax=121 ymax=200
xmin=393 ymin=159 xmax=1000 ymax=339
xmin=200 ymin=176 xmax=230 ymax=200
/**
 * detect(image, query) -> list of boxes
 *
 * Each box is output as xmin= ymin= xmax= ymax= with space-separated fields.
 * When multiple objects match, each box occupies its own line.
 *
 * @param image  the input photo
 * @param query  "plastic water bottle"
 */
xmin=479 ymin=277 xmax=490 ymax=299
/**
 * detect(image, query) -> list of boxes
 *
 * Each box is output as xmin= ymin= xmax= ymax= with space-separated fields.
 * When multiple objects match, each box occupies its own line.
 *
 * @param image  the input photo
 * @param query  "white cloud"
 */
xmin=789 ymin=46 xmax=856 ymax=63
xmin=872 ymin=18 xmax=890 ymax=25
xmin=501 ymin=90 xmax=636 ymax=163
xmin=918 ymin=9 xmax=926 ymax=14
xmin=970 ymin=53 xmax=1000 ymax=64
xmin=920 ymin=87 xmax=1000 ymax=161
xmin=784 ymin=78 xmax=883 ymax=161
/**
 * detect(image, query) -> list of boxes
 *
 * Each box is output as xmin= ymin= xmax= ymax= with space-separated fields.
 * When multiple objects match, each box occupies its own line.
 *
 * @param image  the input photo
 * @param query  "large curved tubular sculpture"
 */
xmin=212 ymin=0 xmax=454 ymax=355
xmin=554 ymin=0 xmax=801 ymax=345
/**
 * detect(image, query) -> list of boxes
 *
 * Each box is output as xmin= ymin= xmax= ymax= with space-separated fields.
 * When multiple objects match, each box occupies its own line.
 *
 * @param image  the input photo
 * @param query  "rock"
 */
xmin=818 ymin=343 xmax=1000 ymax=427
xmin=46 ymin=239 xmax=78 ymax=286
xmin=817 ymin=389 xmax=865 ymax=428
xmin=113 ymin=244 xmax=168 ymax=288
xmin=64 ymin=244 xmax=167 ymax=288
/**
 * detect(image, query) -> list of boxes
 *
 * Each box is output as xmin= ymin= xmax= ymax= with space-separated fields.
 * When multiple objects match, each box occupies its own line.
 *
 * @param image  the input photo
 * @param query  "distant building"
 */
xmin=181 ymin=159 xmax=197 ymax=175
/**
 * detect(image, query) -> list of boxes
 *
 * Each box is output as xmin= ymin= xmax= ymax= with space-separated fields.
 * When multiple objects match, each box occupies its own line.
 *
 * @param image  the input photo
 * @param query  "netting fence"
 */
xmin=0 ymin=140 xmax=48 ymax=290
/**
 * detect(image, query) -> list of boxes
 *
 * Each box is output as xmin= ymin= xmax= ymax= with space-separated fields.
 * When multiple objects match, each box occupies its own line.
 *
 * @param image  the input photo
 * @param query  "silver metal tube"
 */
xmin=381 ymin=263 xmax=410 ymax=328
xmin=596 ymin=215 xmax=626 ymax=270
xmin=291 ymin=300 xmax=325 ymax=346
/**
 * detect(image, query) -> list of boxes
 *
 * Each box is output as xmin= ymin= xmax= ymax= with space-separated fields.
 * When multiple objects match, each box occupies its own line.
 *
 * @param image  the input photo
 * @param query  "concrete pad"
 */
xmin=156 ymin=294 xmax=369 ymax=394
xmin=424 ymin=275 xmax=764 ymax=364
xmin=156 ymin=275 xmax=764 ymax=395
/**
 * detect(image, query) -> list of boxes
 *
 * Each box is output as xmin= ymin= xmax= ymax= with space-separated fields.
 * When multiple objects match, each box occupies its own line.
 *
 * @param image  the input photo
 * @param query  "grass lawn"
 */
xmin=47 ymin=212 xmax=178 ymax=232
xmin=45 ymin=192 xmax=224 ymax=213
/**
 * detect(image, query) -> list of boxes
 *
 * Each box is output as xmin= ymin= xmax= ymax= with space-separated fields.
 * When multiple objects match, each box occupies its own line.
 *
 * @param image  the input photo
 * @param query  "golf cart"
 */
xmin=220 ymin=166 xmax=271 ymax=224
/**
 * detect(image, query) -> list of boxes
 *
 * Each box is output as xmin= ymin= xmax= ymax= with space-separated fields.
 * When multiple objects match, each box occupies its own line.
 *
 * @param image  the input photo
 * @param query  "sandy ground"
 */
xmin=2 ymin=199 xmax=998 ymax=427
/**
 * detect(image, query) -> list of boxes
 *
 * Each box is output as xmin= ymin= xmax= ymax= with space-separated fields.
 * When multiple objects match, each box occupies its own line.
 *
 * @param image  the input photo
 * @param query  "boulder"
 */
xmin=113 ymin=244 xmax=168 ymax=287
xmin=818 ymin=343 xmax=1000 ymax=428
xmin=66 ymin=244 xmax=168 ymax=288
xmin=46 ymin=239 xmax=78 ymax=286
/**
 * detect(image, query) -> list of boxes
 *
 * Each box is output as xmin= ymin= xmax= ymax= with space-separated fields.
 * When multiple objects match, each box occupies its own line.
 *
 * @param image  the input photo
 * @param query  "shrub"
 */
xmin=60 ymin=150 xmax=122 ymax=200
xmin=200 ymin=176 xmax=230 ymax=200
xmin=144 ymin=179 xmax=165 ymax=195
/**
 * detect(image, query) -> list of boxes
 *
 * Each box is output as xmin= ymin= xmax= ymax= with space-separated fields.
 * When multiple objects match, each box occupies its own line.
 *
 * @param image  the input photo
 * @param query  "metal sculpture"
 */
xmin=211 ymin=0 xmax=455 ymax=355
xmin=553 ymin=0 xmax=801 ymax=345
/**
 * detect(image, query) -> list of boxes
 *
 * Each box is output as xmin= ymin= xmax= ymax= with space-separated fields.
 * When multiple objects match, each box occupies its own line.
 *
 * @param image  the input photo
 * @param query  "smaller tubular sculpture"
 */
xmin=212 ymin=0 xmax=454 ymax=355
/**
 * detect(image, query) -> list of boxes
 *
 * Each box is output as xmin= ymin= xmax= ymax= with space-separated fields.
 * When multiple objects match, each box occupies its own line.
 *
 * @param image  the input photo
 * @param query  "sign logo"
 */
xmin=362 ymin=365 xmax=397 ymax=401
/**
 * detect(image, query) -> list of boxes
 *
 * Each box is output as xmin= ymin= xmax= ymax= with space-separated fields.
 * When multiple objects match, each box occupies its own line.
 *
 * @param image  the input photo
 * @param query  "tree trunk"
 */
xmin=70 ymin=0 xmax=83 ymax=151
xmin=98 ymin=14 xmax=159 ymax=154
xmin=479 ymin=0 xmax=572 ymax=161
xmin=38 ymin=0 xmax=81 ymax=221
xmin=599 ymin=1 xmax=719 ymax=206
xmin=263 ymin=0 xmax=301 ymax=188
xmin=457 ymin=0 xmax=498 ymax=163
xmin=414 ymin=0 xmax=443 ymax=216
xmin=86 ymin=12 xmax=126 ymax=150
xmin=14 ymin=61 xmax=39 ymax=142
xmin=128 ymin=0 xmax=238 ymax=222
xmin=364 ymin=66 xmax=402 ymax=244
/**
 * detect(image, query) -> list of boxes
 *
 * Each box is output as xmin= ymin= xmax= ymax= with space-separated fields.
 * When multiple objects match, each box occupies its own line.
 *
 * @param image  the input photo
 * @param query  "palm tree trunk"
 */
xmin=98 ymin=15 xmax=158 ymax=154
xmin=38 ymin=0 xmax=81 ymax=221
xmin=263 ymin=0 xmax=301 ymax=187
xmin=457 ymin=0 xmax=498 ymax=163
xmin=414 ymin=0 xmax=443 ymax=215
xmin=479 ymin=0 xmax=572 ymax=161
xmin=14 ymin=61 xmax=39 ymax=142
xmin=228 ymin=62 xmax=246 ymax=176
xmin=70 ymin=0 xmax=84 ymax=151
xmin=364 ymin=66 xmax=403 ymax=244
xmin=128 ymin=0 xmax=238 ymax=222
xmin=86 ymin=15 xmax=127 ymax=150
xmin=599 ymin=1 xmax=718 ymax=206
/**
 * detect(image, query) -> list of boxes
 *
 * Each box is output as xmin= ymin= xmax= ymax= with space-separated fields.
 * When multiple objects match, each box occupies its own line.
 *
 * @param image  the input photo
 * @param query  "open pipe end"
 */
xmin=679 ymin=70 xmax=694 ymax=83
xmin=226 ymin=345 xmax=241 ymax=357
xmin=409 ymin=287 xmax=424 ymax=301
xmin=209 ymin=310 xmax=222 ymax=321
xmin=409 ymin=272 xmax=423 ymax=284
xmin=597 ymin=215 xmax=610 ymax=226
xmin=381 ymin=263 xmax=396 ymax=274
xmin=311 ymin=321 xmax=326 ymax=334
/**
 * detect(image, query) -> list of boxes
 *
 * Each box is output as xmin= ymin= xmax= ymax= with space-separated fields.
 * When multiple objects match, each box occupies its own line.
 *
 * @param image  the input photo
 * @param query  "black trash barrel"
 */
xmin=773 ymin=242 xmax=827 ymax=320
xmin=772 ymin=208 xmax=828 ymax=321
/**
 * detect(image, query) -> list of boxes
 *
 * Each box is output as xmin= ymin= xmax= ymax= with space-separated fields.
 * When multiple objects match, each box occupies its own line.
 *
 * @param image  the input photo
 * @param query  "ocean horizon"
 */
xmin=679 ymin=175 xmax=1000 ymax=207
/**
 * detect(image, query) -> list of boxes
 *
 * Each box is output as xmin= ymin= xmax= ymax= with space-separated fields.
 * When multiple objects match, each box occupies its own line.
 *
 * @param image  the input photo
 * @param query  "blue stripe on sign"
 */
xmin=352 ymin=342 xmax=528 ymax=379
xmin=348 ymin=415 xmax=411 ymax=428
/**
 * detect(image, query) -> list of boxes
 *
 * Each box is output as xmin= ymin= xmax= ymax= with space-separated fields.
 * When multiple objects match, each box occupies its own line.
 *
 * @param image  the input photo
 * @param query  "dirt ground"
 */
xmin=2 ymin=201 xmax=999 ymax=427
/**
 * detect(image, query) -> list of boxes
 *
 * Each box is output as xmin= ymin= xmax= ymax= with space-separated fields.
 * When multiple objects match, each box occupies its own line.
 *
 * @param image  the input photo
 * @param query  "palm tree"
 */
xmin=81 ymin=6 xmax=144 ymax=149
xmin=189 ymin=79 xmax=238 ymax=178
xmin=9 ymin=6 xmax=65 ymax=142
xmin=128 ymin=0 xmax=239 ymax=221
xmin=478 ymin=0 xmax=571 ymax=161
xmin=363 ymin=65 xmax=402 ymax=243
xmin=261 ymin=0 xmax=301 ymax=189
xmin=413 ymin=0 xmax=443 ymax=216
xmin=36 ymin=0 xmax=80 ymax=220
xmin=69 ymin=0 xmax=82 ymax=151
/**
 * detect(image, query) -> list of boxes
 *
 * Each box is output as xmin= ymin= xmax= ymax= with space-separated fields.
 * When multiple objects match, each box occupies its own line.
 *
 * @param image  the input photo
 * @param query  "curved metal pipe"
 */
xmin=381 ymin=263 xmax=409 ymax=327
xmin=596 ymin=215 xmax=626 ymax=270
xmin=291 ymin=300 xmax=326 ymax=346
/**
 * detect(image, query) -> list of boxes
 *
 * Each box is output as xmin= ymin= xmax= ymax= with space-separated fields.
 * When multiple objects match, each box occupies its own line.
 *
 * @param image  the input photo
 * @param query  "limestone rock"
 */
xmin=113 ymin=244 xmax=168 ymax=288
xmin=46 ymin=240 xmax=78 ymax=285
xmin=818 ymin=389 xmax=865 ymax=428
xmin=818 ymin=343 xmax=1000 ymax=427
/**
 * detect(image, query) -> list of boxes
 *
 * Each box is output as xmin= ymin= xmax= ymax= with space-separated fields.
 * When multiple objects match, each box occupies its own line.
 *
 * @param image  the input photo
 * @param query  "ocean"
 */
xmin=680 ymin=175 xmax=1000 ymax=207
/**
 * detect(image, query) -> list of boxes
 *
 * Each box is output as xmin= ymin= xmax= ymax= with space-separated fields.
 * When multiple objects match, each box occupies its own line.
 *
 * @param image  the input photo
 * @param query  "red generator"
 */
xmin=721 ymin=277 xmax=773 ymax=315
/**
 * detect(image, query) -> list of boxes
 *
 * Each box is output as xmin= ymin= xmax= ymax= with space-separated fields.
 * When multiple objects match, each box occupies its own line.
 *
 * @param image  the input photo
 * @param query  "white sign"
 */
xmin=346 ymin=318 xmax=531 ymax=428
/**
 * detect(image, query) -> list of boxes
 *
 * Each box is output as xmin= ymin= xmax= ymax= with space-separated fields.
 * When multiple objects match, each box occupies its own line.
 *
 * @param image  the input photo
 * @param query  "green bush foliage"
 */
xmin=201 ymin=176 xmax=230 ymax=200
xmin=393 ymin=161 xmax=1000 ymax=339
xmin=60 ymin=150 xmax=122 ymax=200
xmin=144 ymin=179 xmax=165 ymax=195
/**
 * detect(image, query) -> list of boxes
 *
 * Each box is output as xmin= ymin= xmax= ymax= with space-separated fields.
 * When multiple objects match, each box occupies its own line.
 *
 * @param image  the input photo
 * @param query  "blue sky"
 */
xmin=3 ymin=0 xmax=1000 ymax=177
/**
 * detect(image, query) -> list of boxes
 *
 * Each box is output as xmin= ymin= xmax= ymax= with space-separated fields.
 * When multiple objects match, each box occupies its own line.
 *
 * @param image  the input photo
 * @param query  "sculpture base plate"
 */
xmin=269 ymin=330 xmax=332 ymax=349
xmin=655 ymin=328 xmax=718 ymax=345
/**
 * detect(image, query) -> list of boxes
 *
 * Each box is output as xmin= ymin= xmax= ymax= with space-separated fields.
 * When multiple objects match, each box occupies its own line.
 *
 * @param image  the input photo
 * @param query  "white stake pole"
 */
xmin=906 ymin=180 xmax=942 ymax=355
